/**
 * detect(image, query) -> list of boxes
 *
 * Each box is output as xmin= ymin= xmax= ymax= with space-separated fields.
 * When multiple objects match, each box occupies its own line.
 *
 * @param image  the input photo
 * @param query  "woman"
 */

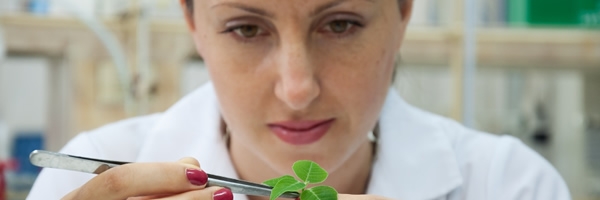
xmin=28 ymin=0 xmax=570 ymax=199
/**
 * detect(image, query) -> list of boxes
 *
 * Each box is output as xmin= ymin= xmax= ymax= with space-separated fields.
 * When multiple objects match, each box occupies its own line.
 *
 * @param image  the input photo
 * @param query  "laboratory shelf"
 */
xmin=1 ymin=13 xmax=598 ymax=68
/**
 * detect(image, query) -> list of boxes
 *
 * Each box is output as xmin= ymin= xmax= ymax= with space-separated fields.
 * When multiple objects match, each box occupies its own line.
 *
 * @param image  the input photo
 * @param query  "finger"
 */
xmin=124 ymin=157 xmax=201 ymax=200
xmin=155 ymin=187 xmax=233 ymax=200
xmin=74 ymin=162 xmax=208 ymax=200
xmin=178 ymin=157 xmax=201 ymax=168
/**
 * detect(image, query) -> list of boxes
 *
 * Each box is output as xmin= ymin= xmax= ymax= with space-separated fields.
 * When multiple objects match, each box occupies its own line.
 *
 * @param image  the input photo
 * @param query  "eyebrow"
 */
xmin=311 ymin=0 xmax=374 ymax=16
xmin=211 ymin=2 xmax=275 ymax=18
xmin=212 ymin=0 xmax=374 ymax=18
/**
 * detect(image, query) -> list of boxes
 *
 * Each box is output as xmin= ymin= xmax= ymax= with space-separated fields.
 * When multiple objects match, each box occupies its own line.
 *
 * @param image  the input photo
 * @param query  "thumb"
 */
xmin=178 ymin=157 xmax=201 ymax=168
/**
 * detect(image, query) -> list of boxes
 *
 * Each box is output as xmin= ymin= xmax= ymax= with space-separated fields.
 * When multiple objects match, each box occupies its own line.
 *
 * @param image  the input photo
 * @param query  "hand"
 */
xmin=62 ymin=157 xmax=233 ymax=200
xmin=338 ymin=194 xmax=394 ymax=200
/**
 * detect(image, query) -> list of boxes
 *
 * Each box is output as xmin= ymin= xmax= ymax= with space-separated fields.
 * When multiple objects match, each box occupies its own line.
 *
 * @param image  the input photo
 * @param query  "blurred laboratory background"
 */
xmin=0 ymin=0 xmax=599 ymax=199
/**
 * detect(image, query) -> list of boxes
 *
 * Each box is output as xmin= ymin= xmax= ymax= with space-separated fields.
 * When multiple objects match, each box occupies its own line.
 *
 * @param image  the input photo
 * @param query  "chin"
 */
xmin=267 ymin=145 xmax=349 ymax=175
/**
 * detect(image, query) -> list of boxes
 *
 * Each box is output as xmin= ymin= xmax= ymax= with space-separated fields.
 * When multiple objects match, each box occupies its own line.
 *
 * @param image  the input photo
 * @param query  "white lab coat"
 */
xmin=28 ymin=83 xmax=571 ymax=200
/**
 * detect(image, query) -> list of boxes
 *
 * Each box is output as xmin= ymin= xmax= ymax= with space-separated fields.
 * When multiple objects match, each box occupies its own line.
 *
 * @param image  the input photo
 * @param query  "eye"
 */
xmin=328 ymin=20 xmax=352 ymax=33
xmin=320 ymin=19 xmax=363 ymax=36
xmin=233 ymin=25 xmax=262 ymax=38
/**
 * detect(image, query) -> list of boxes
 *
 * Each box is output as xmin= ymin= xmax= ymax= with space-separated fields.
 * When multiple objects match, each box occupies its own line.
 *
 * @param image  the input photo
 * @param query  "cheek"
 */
xmin=316 ymin=30 xmax=397 ymax=140
xmin=205 ymin=55 xmax=267 ymax=130
xmin=200 ymin=37 xmax=277 ymax=143
xmin=319 ymin=38 xmax=396 ymax=103
xmin=318 ymin=25 xmax=398 ymax=91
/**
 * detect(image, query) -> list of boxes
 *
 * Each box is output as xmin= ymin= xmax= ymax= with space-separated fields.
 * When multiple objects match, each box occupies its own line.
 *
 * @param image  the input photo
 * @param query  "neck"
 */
xmin=229 ymin=138 xmax=374 ymax=200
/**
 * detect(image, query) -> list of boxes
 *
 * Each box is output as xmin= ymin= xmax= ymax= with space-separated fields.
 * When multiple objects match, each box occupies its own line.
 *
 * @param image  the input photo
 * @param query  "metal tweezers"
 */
xmin=29 ymin=150 xmax=300 ymax=199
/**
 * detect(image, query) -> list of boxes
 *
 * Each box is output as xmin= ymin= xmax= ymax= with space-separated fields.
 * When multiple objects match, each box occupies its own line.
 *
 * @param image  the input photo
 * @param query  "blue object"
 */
xmin=28 ymin=0 xmax=50 ymax=15
xmin=11 ymin=132 xmax=44 ymax=175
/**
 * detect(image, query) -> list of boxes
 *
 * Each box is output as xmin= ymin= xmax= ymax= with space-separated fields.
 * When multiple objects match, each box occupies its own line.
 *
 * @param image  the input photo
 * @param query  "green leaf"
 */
xmin=293 ymin=160 xmax=328 ymax=184
xmin=263 ymin=175 xmax=290 ymax=187
xmin=300 ymin=186 xmax=338 ymax=200
xmin=268 ymin=175 xmax=306 ymax=200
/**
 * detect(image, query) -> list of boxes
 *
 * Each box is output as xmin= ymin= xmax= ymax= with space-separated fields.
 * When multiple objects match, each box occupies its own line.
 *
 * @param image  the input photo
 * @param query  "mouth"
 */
xmin=267 ymin=119 xmax=335 ymax=145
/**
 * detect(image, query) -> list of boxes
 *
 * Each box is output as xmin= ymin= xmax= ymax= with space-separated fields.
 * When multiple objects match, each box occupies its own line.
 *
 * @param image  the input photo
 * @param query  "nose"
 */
xmin=274 ymin=41 xmax=320 ymax=111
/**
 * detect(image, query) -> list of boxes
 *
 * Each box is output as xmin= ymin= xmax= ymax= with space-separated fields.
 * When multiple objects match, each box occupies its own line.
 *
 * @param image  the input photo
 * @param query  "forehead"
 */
xmin=200 ymin=0 xmax=381 ymax=15
xmin=203 ymin=0 xmax=376 ymax=6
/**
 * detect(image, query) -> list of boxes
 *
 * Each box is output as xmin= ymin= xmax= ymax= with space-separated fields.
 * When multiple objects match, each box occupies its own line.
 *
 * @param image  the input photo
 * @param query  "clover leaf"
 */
xmin=263 ymin=175 xmax=294 ymax=187
xmin=300 ymin=186 xmax=338 ymax=200
xmin=293 ymin=160 xmax=328 ymax=184
xmin=270 ymin=176 xmax=306 ymax=200
xmin=263 ymin=160 xmax=338 ymax=200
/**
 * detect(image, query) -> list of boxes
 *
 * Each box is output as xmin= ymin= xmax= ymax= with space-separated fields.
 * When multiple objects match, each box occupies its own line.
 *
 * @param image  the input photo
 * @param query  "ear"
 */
xmin=179 ymin=0 xmax=196 ymax=31
xmin=399 ymin=0 xmax=414 ymax=25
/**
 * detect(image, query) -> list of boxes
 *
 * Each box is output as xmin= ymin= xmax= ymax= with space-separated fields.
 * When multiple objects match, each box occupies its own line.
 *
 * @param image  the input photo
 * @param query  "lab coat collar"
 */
xmin=136 ymin=84 xmax=463 ymax=200
xmin=367 ymin=88 xmax=463 ymax=199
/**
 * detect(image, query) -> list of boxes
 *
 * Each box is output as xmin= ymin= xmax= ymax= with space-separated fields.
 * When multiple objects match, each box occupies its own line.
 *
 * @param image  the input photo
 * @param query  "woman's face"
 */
xmin=184 ymin=0 xmax=411 ymax=174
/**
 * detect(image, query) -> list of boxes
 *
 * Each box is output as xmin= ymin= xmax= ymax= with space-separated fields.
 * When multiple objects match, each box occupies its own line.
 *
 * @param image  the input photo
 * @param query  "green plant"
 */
xmin=263 ymin=160 xmax=338 ymax=200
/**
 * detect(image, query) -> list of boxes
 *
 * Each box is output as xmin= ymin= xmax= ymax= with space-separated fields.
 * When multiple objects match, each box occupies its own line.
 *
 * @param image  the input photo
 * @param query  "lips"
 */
xmin=268 ymin=119 xmax=335 ymax=145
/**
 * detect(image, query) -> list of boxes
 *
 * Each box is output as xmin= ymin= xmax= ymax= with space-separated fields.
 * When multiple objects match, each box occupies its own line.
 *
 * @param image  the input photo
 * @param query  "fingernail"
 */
xmin=186 ymin=168 xmax=208 ymax=186
xmin=213 ymin=188 xmax=233 ymax=200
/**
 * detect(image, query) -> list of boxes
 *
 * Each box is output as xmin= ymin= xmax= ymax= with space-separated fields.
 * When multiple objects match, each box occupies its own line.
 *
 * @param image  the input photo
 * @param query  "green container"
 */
xmin=508 ymin=0 xmax=529 ymax=26
xmin=508 ymin=0 xmax=600 ymax=27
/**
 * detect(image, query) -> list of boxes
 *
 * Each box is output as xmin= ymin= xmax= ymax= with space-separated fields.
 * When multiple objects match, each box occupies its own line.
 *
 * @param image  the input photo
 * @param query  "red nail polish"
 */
xmin=213 ymin=188 xmax=233 ymax=200
xmin=186 ymin=169 xmax=208 ymax=186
